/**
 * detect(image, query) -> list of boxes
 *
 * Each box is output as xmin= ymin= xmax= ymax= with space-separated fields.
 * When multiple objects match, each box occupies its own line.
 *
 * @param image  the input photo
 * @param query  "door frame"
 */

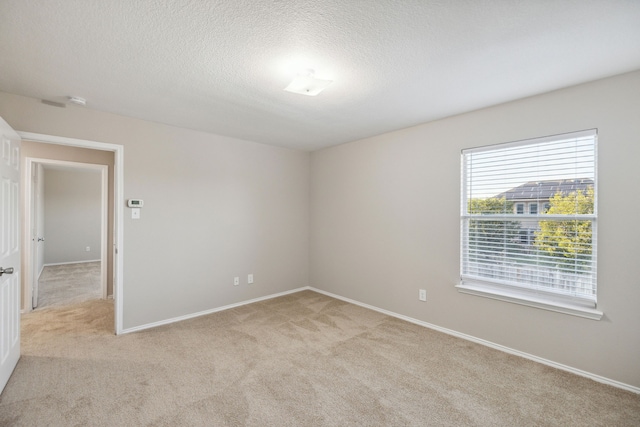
xmin=24 ymin=158 xmax=109 ymax=306
xmin=18 ymin=132 xmax=124 ymax=335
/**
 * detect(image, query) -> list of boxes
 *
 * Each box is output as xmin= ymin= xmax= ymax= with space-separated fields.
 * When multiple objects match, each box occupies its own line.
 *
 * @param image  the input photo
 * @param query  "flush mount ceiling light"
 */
xmin=284 ymin=69 xmax=332 ymax=96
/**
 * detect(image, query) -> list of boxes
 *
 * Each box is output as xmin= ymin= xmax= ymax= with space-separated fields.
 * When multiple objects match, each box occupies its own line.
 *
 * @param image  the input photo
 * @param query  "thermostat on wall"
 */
xmin=127 ymin=199 xmax=144 ymax=208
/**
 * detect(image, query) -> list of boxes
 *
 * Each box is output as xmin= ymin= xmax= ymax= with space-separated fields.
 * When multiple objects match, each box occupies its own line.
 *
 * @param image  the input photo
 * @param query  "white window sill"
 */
xmin=456 ymin=282 xmax=603 ymax=320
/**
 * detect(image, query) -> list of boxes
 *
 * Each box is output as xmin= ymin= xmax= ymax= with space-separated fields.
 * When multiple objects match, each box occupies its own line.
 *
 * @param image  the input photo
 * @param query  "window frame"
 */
xmin=457 ymin=129 xmax=602 ymax=320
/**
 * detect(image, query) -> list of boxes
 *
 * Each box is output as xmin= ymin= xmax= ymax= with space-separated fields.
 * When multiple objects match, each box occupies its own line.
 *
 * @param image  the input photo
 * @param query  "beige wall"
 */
xmin=0 ymin=93 xmax=310 ymax=330
xmin=310 ymin=71 xmax=640 ymax=388
xmin=43 ymin=168 xmax=102 ymax=264
xmin=21 ymin=140 xmax=115 ymax=298
xmin=2 ymin=70 xmax=638 ymax=389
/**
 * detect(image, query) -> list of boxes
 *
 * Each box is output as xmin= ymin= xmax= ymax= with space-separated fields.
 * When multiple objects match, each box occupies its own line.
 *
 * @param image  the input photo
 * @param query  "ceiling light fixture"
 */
xmin=67 ymin=96 xmax=87 ymax=106
xmin=284 ymin=69 xmax=332 ymax=96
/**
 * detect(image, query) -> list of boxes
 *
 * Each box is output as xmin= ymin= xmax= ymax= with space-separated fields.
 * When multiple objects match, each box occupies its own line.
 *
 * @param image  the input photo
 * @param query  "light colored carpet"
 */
xmin=1 ymin=290 xmax=638 ymax=426
xmin=36 ymin=262 xmax=101 ymax=309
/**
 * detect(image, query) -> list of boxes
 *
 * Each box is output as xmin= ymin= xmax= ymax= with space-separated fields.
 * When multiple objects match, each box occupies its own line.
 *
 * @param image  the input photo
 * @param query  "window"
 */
xmin=459 ymin=129 xmax=601 ymax=319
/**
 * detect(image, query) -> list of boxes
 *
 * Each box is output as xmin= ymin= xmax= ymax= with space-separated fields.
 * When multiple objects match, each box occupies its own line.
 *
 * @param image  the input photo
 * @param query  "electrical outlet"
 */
xmin=248 ymin=274 xmax=254 ymax=284
xmin=419 ymin=289 xmax=427 ymax=301
xmin=234 ymin=277 xmax=240 ymax=286
xmin=85 ymin=246 xmax=91 ymax=252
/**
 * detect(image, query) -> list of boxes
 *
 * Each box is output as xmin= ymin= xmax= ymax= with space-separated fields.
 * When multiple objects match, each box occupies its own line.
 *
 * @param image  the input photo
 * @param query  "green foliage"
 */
xmin=467 ymin=197 xmax=522 ymax=261
xmin=534 ymin=187 xmax=594 ymax=269
xmin=467 ymin=197 xmax=513 ymax=214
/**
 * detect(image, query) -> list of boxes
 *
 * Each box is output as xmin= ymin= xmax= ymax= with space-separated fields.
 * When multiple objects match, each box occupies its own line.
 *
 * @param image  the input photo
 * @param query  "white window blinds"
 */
xmin=460 ymin=130 xmax=597 ymax=309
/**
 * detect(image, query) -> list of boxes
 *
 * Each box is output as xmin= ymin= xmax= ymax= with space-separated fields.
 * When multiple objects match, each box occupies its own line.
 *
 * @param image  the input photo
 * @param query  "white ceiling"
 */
xmin=1 ymin=1 xmax=639 ymax=151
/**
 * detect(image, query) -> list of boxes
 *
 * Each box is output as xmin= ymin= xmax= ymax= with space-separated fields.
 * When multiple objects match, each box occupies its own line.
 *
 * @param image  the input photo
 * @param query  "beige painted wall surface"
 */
xmin=310 ymin=71 xmax=640 ymax=388
xmin=43 ymin=168 xmax=102 ymax=264
xmin=21 ymin=140 xmax=115 ymax=298
xmin=0 ymin=93 xmax=310 ymax=329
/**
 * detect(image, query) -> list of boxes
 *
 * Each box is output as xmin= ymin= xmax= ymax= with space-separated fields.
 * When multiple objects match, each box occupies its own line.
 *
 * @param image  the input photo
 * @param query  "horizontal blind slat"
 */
xmin=461 ymin=130 xmax=597 ymax=305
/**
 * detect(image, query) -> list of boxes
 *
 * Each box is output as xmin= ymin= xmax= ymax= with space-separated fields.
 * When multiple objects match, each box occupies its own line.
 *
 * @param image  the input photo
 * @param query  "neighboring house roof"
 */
xmin=496 ymin=179 xmax=593 ymax=201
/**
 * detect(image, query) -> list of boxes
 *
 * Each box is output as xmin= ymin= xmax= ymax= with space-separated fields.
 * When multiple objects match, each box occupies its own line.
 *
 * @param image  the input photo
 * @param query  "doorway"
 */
xmin=19 ymin=132 xmax=124 ymax=334
xmin=27 ymin=160 xmax=108 ymax=309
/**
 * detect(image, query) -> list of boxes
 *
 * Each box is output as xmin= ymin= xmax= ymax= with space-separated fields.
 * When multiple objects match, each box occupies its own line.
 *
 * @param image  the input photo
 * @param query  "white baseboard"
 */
xmin=44 ymin=259 xmax=101 ymax=267
xmin=120 ymin=287 xmax=310 ymax=335
xmin=309 ymin=287 xmax=640 ymax=395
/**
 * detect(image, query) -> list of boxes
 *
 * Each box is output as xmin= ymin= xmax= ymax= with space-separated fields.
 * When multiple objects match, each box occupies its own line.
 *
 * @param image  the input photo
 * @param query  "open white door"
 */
xmin=0 ymin=116 xmax=21 ymax=394
xmin=31 ymin=163 xmax=44 ymax=309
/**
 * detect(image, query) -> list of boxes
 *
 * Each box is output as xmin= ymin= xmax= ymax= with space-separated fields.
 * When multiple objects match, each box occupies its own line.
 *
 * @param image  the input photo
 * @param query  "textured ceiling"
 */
xmin=1 ymin=1 xmax=639 ymax=151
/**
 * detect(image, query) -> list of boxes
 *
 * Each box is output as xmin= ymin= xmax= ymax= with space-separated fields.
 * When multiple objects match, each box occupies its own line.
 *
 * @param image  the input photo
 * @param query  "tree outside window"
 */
xmin=534 ymin=187 xmax=594 ymax=271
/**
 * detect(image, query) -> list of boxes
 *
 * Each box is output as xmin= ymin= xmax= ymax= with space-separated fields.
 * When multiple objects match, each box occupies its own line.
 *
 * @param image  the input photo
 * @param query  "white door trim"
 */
xmin=17 ymin=132 xmax=124 ymax=335
xmin=24 ymin=158 xmax=109 ymax=305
